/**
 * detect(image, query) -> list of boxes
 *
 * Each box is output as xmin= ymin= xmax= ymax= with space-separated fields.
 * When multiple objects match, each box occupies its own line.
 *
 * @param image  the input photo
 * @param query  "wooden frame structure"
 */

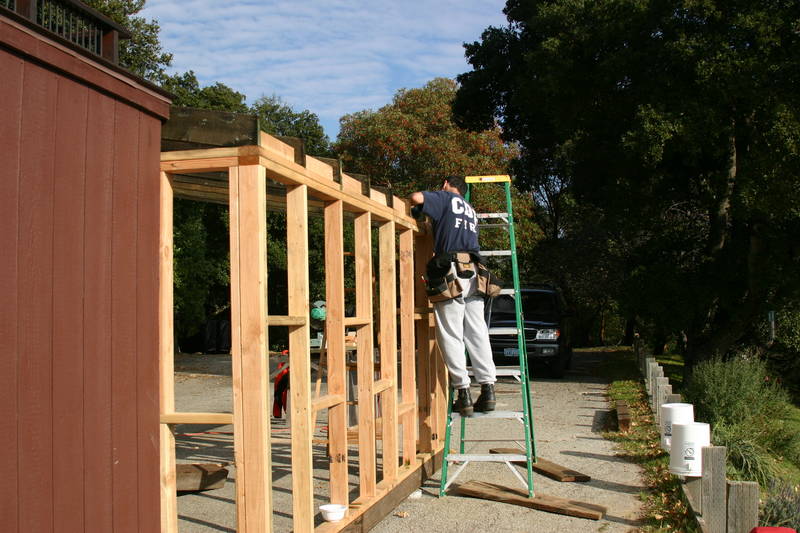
xmin=159 ymin=132 xmax=448 ymax=532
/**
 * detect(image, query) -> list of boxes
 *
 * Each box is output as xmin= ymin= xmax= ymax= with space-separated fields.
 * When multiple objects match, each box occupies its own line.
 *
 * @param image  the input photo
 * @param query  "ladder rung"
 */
xmin=446 ymin=453 xmax=528 ymax=463
xmin=482 ymin=250 xmax=512 ymax=257
xmin=498 ymin=288 xmax=516 ymax=295
xmin=476 ymin=213 xmax=509 ymax=219
xmin=467 ymin=366 xmax=521 ymax=377
xmin=478 ymin=223 xmax=510 ymax=229
xmin=488 ymin=327 xmax=519 ymax=335
xmin=450 ymin=410 xmax=523 ymax=420
xmin=461 ymin=438 xmax=524 ymax=442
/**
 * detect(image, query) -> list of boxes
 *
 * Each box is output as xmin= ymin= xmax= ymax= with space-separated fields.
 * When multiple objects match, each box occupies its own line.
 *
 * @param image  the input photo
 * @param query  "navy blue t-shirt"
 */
xmin=421 ymin=190 xmax=480 ymax=254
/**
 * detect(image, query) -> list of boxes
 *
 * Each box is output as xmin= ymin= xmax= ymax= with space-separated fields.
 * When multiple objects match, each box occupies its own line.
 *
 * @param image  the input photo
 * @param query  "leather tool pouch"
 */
xmin=425 ymin=253 xmax=462 ymax=303
xmin=474 ymin=255 xmax=503 ymax=298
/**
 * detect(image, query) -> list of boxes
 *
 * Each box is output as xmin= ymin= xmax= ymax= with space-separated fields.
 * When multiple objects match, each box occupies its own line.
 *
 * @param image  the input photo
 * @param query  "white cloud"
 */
xmin=141 ymin=0 xmax=508 ymax=137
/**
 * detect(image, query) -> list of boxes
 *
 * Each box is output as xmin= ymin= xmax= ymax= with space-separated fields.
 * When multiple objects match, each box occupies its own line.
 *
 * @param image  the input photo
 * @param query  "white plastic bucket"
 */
xmin=660 ymin=403 xmax=694 ymax=450
xmin=669 ymin=422 xmax=710 ymax=477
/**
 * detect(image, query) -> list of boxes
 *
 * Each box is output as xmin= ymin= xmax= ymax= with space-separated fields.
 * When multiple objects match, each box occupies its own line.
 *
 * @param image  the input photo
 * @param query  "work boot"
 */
xmin=474 ymin=383 xmax=496 ymax=412
xmin=452 ymin=388 xmax=474 ymax=417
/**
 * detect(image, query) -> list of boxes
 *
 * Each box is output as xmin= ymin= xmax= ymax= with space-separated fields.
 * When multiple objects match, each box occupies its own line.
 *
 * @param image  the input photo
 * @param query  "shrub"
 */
xmin=684 ymin=356 xmax=800 ymax=483
xmin=761 ymin=480 xmax=800 ymax=530
xmin=684 ymin=356 xmax=790 ymax=426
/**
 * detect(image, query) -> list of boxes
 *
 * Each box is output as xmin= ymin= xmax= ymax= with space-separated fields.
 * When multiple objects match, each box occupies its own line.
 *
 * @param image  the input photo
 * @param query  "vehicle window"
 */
xmin=489 ymin=295 xmax=517 ymax=324
xmin=522 ymin=292 xmax=556 ymax=320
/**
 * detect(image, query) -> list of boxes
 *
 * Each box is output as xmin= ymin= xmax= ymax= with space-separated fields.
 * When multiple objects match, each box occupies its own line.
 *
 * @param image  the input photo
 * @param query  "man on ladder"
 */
xmin=408 ymin=175 xmax=497 ymax=417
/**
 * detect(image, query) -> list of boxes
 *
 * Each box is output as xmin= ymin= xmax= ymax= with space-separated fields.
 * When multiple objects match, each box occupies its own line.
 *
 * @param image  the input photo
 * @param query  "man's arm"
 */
xmin=408 ymin=191 xmax=424 ymax=205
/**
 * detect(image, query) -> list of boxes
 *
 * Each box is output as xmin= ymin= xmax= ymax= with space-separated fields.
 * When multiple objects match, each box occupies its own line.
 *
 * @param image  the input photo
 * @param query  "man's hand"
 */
xmin=407 ymin=191 xmax=424 ymax=205
xmin=410 ymin=204 xmax=424 ymax=220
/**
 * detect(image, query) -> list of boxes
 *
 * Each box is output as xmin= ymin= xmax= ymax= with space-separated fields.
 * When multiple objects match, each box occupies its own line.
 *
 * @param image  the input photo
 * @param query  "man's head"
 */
xmin=442 ymin=175 xmax=467 ymax=196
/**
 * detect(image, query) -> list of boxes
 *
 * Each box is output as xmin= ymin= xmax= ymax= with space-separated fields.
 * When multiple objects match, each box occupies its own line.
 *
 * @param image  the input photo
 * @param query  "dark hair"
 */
xmin=444 ymin=175 xmax=467 ymax=196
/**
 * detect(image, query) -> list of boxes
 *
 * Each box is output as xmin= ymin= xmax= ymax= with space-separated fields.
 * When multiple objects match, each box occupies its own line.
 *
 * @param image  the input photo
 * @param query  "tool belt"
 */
xmin=425 ymin=252 xmax=503 ymax=302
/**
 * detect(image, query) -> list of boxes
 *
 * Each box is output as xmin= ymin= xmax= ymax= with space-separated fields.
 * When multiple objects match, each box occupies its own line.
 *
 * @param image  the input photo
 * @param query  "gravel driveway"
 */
xmin=371 ymin=349 xmax=645 ymax=533
xmin=172 ymin=349 xmax=644 ymax=532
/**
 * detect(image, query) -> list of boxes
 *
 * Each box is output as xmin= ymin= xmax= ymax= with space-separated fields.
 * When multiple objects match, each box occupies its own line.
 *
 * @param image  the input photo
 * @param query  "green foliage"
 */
xmin=337 ymin=78 xmax=519 ymax=193
xmin=173 ymin=200 xmax=229 ymax=338
xmin=761 ymin=480 xmax=800 ymax=530
xmin=454 ymin=0 xmax=800 ymax=364
xmin=251 ymin=95 xmax=333 ymax=156
xmin=161 ymin=71 xmax=248 ymax=112
xmin=84 ymin=0 xmax=173 ymax=81
xmin=336 ymin=77 xmax=541 ymax=280
xmin=684 ymin=356 xmax=800 ymax=484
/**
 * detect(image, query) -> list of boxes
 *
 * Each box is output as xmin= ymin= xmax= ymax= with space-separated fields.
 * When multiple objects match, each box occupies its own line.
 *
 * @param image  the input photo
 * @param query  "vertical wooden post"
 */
xmin=158 ymin=171 xmax=177 ymax=533
xmin=726 ymin=481 xmax=759 ymax=533
xmin=324 ymin=200 xmax=348 ymax=505
xmin=398 ymin=229 xmax=416 ymax=466
xmin=666 ymin=393 xmax=682 ymax=404
xmin=355 ymin=212 xmax=376 ymax=497
xmin=413 ymin=231 xmax=433 ymax=452
xmin=378 ymin=221 xmax=398 ymax=481
xmin=702 ymin=446 xmax=727 ymax=533
xmin=229 ymin=165 xmax=272 ymax=533
xmin=655 ymin=377 xmax=669 ymax=424
xmin=286 ymin=184 xmax=314 ymax=533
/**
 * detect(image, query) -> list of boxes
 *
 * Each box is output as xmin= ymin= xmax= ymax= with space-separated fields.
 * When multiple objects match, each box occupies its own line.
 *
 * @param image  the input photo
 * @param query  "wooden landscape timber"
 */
xmin=159 ymin=130 xmax=447 ymax=532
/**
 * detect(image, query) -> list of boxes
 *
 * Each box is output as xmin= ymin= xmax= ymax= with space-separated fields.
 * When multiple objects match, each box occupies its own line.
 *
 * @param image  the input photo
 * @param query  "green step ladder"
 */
xmin=439 ymin=174 xmax=537 ymax=498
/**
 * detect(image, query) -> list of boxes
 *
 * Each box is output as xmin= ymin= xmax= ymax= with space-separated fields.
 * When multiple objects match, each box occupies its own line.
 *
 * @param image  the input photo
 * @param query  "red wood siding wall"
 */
xmin=0 ymin=18 xmax=169 ymax=532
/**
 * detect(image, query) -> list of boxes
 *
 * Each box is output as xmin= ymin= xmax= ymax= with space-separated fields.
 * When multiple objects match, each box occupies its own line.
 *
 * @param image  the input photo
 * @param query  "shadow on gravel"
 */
xmin=560 ymin=450 xmax=630 ymax=463
xmin=587 ymin=477 xmax=643 ymax=494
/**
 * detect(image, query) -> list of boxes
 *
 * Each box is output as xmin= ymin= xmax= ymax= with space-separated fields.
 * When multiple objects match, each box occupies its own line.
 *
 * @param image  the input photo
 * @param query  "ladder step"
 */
xmin=451 ymin=410 xmax=523 ymax=420
xmin=482 ymin=250 xmax=512 ymax=257
xmin=498 ymin=288 xmax=516 ymax=295
xmin=476 ymin=213 xmax=509 ymax=219
xmin=479 ymin=223 xmax=510 ymax=229
xmin=467 ymin=366 xmax=521 ymax=377
xmin=446 ymin=453 xmax=528 ymax=463
xmin=488 ymin=327 xmax=519 ymax=335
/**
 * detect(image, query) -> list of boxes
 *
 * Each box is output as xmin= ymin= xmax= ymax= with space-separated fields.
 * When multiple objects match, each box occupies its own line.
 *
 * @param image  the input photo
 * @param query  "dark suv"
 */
xmin=484 ymin=286 xmax=573 ymax=378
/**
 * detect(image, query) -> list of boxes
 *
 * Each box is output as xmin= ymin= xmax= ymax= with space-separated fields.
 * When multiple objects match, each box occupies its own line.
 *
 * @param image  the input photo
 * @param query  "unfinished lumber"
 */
xmin=413 ymin=230 xmax=434 ymax=452
xmin=355 ymin=212 xmax=377 ymax=497
xmin=229 ymin=164 xmax=272 ymax=533
xmin=378 ymin=220 xmax=399 ymax=481
xmin=616 ymin=401 xmax=632 ymax=432
xmin=453 ymin=481 xmax=606 ymax=520
xmin=158 ymin=171 xmax=178 ymax=533
xmin=398 ymin=229 xmax=417 ymax=466
xmin=489 ymin=448 xmax=591 ymax=482
xmin=286 ymin=183 xmax=314 ymax=533
xmin=176 ymin=463 xmax=229 ymax=492
xmin=325 ymin=199 xmax=349 ymax=505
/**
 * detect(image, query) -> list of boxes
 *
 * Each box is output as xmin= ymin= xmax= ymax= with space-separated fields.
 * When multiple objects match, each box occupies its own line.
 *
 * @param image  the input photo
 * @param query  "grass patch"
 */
xmin=594 ymin=348 xmax=699 ymax=532
xmin=654 ymin=353 xmax=685 ymax=393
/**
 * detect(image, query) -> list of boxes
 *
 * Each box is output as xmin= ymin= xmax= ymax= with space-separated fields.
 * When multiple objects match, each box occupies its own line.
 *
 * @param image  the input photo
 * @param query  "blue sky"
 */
xmin=140 ymin=0 xmax=508 ymax=139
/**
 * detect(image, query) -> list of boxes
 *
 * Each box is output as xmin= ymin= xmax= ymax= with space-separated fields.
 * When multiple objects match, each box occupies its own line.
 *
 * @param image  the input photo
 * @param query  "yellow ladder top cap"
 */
xmin=465 ymin=175 xmax=511 ymax=183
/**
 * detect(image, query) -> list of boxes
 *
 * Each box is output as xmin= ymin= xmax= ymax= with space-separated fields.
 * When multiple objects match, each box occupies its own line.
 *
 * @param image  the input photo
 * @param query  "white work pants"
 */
xmin=432 ymin=265 xmax=496 ymax=389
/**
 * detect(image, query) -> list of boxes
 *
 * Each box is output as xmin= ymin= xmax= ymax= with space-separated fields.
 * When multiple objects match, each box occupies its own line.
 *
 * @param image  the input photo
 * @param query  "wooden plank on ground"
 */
xmin=489 ymin=448 xmax=591 ymax=482
xmin=453 ymin=481 xmax=606 ymax=520
xmin=176 ymin=463 xmax=229 ymax=492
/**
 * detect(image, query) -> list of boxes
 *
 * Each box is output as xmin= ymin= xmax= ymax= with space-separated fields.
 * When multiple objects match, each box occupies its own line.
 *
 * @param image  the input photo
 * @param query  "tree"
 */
xmin=161 ymin=71 xmax=248 ymax=112
xmin=84 ymin=0 xmax=172 ymax=81
xmin=251 ymin=95 xmax=333 ymax=156
xmin=455 ymin=0 xmax=800 ymax=365
xmin=336 ymin=78 xmax=541 ymax=277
